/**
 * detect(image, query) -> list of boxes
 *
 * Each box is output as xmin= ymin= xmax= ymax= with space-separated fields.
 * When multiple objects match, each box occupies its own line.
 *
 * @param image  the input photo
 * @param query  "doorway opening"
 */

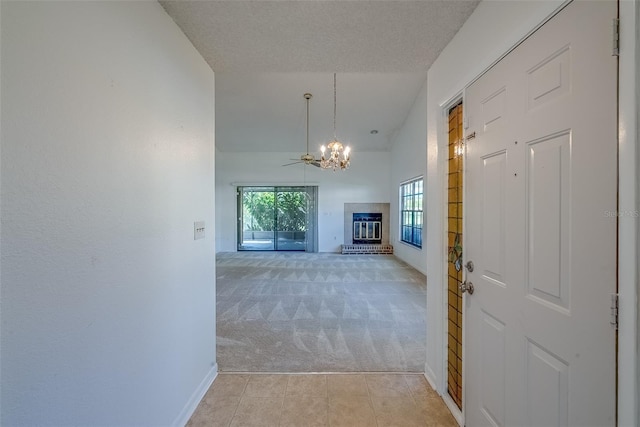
xmin=237 ymin=186 xmax=318 ymax=252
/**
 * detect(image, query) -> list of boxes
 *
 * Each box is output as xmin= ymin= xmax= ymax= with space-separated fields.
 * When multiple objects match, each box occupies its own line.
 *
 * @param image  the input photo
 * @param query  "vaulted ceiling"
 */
xmin=160 ymin=0 xmax=480 ymax=153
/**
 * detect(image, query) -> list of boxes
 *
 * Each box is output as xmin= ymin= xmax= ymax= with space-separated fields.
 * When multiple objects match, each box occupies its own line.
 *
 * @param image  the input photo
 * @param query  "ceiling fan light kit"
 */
xmin=282 ymin=92 xmax=321 ymax=168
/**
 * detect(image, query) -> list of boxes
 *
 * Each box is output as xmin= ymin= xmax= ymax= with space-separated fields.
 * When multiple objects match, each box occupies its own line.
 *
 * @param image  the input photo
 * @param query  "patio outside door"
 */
xmin=237 ymin=186 xmax=318 ymax=252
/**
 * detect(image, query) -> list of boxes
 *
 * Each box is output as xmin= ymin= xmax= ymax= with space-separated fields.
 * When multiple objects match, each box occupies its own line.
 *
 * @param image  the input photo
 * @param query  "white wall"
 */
xmin=216 ymin=151 xmax=390 ymax=253
xmin=424 ymin=0 xmax=564 ymax=401
xmin=1 ymin=2 xmax=216 ymax=426
xmin=389 ymin=81 xmax=427 ymax=274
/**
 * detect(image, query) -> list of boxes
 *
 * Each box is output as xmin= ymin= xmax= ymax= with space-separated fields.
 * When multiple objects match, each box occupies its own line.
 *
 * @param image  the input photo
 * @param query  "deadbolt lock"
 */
xmin=465 ymin=260 xmax=474 ymax=272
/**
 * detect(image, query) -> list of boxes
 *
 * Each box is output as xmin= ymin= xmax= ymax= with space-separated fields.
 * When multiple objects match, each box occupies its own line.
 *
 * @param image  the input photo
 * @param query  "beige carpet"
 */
xmin=216 ymin=252 xmax=427 ymax=372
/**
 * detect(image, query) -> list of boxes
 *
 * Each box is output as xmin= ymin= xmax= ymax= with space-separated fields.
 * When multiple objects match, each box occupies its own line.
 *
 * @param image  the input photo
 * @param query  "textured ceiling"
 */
xmin=160 ymin=0 xmax=480 ymax=153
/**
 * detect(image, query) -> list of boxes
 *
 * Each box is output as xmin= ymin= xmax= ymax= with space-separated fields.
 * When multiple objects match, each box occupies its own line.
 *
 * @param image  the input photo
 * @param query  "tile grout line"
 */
xmin=326 ymin=374 xmax=333 ymax=427
xmin=226 ymin=374 xmax=248 ymax=427
xmin=278 ymin=374 xmax=290 ymax=427
xmin=364 ymin=374 xmax=381 ymax=427
xmin=323 ymin=375 xmax=330 ymax=427
xmin=401 ymin=373 xmax=419 ymax=406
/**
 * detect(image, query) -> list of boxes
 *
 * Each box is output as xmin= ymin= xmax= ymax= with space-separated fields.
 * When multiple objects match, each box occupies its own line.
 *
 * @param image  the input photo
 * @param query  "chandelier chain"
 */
xmin=333 ymin=73 xmax=337 ymax=139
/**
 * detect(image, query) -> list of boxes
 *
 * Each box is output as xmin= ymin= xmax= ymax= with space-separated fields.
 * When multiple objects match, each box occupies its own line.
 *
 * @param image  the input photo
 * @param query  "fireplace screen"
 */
xmin=353 ymin=213 xmax=382 ymax=244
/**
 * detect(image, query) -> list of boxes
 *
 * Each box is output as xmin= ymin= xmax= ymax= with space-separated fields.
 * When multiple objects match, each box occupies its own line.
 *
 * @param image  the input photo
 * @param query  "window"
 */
xmin=400 ymin=178 xmax=423 ymax=248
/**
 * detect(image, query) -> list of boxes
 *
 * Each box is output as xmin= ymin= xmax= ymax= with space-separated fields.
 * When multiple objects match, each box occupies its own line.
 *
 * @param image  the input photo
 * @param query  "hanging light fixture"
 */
xmin=320 ymin=73 xmax=351 ymax=171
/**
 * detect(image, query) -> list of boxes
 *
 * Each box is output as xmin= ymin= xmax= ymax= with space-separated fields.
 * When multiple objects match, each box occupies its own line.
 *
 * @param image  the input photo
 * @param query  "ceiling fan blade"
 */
xmin=282 ymin=161 xmax=302 ymax=167
xmin=310 ymin=161 xmax=321 ymax=168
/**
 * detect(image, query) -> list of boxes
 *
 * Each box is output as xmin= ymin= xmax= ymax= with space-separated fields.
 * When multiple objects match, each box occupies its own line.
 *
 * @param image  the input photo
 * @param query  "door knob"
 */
xmin=459 ymin=281 xmax=475 ymax=295
xmin=465 ymin=260 xmax=474 ymax=272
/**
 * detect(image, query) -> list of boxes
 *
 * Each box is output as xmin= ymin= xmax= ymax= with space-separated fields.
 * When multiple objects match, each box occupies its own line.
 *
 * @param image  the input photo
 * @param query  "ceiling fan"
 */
xmin=282 ymin=93 xmax=321 ymax=168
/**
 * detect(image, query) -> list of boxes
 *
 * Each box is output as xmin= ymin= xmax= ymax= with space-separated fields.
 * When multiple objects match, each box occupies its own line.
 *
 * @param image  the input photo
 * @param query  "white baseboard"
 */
xmin=173 ymin=364 xmax=218 ymax=427
xmin=441 ymin=392 xmax=463 ymax=427
xmin=424 ymin=365 xmax=463 ymax=426
xmin=423 ymin=363 xmax=438 ymax=391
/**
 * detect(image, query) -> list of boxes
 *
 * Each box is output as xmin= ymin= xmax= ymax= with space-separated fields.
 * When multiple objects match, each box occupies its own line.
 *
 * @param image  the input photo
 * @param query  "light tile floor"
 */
xmin=187 ymin=373 xmax=458 ymax=427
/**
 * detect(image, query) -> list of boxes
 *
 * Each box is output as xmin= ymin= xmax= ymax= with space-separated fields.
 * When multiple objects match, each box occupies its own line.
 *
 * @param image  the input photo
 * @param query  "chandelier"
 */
xmin=320 ymin=74 xmax=351 ymax=171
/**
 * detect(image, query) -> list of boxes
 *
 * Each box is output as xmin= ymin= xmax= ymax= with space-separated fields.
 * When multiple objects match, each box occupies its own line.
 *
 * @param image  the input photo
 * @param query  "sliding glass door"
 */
xmin=239 ymin=188 xmax=276 ymax=250
xmin=237 ymin=186 xmax=318 ymax=252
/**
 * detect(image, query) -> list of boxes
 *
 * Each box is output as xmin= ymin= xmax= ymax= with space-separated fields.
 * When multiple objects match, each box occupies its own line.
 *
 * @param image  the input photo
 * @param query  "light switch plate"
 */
xmin=194 ymin=221 xmax=205 ymax=240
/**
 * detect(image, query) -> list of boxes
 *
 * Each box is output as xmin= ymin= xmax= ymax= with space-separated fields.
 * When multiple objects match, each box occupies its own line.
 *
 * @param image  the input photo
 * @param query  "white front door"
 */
xmin=464 ymin=1 xmax=618 ymax=425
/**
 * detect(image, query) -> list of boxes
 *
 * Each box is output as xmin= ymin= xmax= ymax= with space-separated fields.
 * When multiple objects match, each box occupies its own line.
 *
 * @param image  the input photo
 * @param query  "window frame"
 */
xmin=399 ymin=177 xmax=424 ymax=248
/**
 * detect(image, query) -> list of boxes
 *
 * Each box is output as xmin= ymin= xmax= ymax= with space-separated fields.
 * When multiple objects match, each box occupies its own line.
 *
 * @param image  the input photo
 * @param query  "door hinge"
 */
xmin=612 ymin=18 xmax=620 ymax=56
xmin=610 ymin=293 xmax=619 ymax=330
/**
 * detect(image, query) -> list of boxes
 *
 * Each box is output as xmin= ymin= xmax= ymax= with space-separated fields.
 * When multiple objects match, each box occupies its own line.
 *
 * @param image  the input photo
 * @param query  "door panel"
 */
xmin=481 ymin=151 xmax=507 ymax=286
xmin=526 ymin=131 xmax=571 ymax=312
xmin=238 ymin=188 xmax=275 ymax=251
xmin=465 ymin=1 xmax=617 ymax=426
xmin=525 ymin=339 xmax=569 ymax=427
xmin=479 ymin=310 xmax=506 ymax=427
xmin=275 ymin=188 xmax=308 ymax=251
xmin=481 ymin=88 xmax=507 ymax=131
xmin=526 ymin=46 xmax=570 ymax=111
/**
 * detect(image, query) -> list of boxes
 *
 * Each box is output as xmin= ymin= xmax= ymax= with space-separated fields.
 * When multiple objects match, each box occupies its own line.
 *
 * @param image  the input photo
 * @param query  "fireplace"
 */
xmin=342 ymin=203 xmax=393 ymax=254
xmin=353 ymin=213 xmax=382 ymax=244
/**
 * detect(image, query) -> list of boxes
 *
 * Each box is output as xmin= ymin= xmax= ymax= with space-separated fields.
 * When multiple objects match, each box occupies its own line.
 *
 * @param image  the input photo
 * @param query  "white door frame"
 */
xmin=427 ymin=1 xmax=638 ymax=425
xmin=617 ymin=1 xmax=638 ymax=425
